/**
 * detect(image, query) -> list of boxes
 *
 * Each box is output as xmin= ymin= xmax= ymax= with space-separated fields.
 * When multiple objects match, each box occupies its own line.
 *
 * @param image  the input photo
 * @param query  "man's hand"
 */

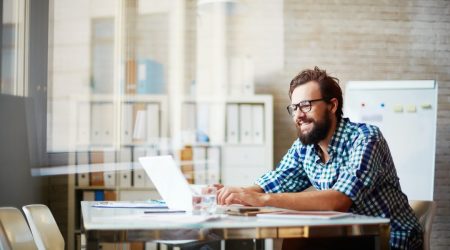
xmin=216 ymin=185 xmax=268 ymax=206
xmin=214 ymin=183 xmax=352 ymax=211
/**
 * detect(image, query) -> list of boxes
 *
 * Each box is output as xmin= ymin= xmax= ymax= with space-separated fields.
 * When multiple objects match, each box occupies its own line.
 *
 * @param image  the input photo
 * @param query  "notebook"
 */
xmin=256 ymin=211 xmax=351 ymax=220
xmin=139 ymin=155 xmax=193 ymax=211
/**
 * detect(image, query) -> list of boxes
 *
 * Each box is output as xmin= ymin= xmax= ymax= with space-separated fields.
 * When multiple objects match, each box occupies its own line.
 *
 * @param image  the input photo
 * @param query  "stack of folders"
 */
xmin=132 ymin=146 xmax=157 ymax=188
xmin=76 ymin=146 xmax=160 ymax=203
xmin=179 ymin=145 xmax=221 ymax=185
xmin=226 ymin=104 xmax=264 ymax=144
xmin=121 ymin=102 xmax=160 ymax=145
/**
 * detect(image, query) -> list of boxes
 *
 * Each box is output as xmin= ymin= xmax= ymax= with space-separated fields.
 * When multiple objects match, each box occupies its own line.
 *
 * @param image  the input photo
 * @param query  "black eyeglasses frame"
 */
xmin=286 ymin=98 xmax=327 ymax=116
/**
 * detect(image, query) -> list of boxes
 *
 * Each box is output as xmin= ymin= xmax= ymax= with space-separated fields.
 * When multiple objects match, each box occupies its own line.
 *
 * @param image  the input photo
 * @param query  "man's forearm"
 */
xmin=243 ymin=185 xmax=264 ymax=193
xmin=263 ymin=189 xmax=352 ymax=212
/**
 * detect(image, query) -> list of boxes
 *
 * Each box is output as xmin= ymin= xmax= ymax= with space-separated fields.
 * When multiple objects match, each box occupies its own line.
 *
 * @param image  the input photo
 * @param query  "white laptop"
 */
xmin=139 ymin=155 xmax=193 ymax=211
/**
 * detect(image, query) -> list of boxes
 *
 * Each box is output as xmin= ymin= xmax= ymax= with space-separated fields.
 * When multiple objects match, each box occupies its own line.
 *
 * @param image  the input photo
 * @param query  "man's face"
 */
xmin=291 ymin=81 xmax=332 ymax=145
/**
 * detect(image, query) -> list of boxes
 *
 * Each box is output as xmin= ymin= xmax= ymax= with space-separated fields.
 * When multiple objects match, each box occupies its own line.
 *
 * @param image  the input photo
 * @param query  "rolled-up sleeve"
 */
xmin=332 ymin=137 xmax=385 ymax=206
xmin=255 ymin=140 xmax=311 ymax=193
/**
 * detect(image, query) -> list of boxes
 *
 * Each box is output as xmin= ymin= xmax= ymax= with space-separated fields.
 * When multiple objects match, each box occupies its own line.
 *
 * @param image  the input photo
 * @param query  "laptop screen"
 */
xmin=139 ymin=155 xmax=193 ymax=211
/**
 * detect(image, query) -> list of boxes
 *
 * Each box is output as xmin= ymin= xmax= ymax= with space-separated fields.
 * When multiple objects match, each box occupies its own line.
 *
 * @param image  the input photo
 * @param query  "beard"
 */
xmin=296 ymin=111 xmax=332 ymax=145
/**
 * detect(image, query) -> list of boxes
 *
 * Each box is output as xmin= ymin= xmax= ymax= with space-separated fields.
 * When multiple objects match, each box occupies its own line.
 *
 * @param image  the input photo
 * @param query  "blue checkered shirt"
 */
xmin=256 ymin=118 xmax=423 ymax=249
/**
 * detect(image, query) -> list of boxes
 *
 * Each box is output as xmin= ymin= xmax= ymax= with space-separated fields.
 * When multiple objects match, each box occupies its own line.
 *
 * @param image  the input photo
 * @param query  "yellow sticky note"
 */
xmin=421 ymin=103 xmax=432 ymax=109
xmin=393 ymin=105 xmax=403 ymax=113
xmin=406 ymin=105 xmax=417 ymax=113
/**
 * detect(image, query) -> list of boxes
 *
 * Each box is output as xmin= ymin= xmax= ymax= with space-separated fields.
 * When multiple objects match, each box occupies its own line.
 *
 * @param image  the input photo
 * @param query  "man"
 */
xmin=216 ymin=66 xmax=423 ymax=250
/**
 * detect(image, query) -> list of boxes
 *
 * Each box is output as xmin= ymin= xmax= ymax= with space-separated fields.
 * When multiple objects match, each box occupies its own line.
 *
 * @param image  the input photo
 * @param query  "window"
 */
xmin=1 ymin=0 xmax=28 ymax=96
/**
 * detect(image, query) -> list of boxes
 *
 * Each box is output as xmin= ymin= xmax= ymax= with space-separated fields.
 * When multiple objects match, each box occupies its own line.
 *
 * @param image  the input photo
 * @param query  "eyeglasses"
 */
xmin=286 ymin=98 xmax=327 ymax=117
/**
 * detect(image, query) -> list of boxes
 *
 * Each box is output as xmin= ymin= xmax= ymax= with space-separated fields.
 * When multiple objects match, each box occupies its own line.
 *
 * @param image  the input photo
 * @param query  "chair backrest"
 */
xmin=0 ymin=207 xmax=38 ymax=250
xmin=22 ymin=204 xmax=64 ymax=250
xmin=409 ymin=200 xmax=437 ymax=250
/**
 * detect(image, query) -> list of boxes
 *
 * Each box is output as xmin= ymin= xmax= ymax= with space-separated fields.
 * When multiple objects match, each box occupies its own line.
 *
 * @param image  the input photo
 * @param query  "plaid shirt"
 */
xmin=256 ymin=118 xmax=423 ymax=249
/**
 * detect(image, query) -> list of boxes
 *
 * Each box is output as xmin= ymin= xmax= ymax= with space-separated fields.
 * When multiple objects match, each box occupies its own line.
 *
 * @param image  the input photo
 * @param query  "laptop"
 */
xmin=139 ymin=155 xmax=193 ymax=211
xmin=139 ymin=155 xmax=263 ymax=214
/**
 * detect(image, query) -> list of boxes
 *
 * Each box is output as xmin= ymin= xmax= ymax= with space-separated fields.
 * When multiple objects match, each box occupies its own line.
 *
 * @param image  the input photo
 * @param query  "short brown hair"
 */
xmin=289 ymin=66 xmax=343 ymax=122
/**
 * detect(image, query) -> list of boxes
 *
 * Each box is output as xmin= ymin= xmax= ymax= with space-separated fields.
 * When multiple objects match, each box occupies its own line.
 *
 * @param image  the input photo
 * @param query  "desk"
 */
xmin=81 ymin=201 xmax=390 ymax=250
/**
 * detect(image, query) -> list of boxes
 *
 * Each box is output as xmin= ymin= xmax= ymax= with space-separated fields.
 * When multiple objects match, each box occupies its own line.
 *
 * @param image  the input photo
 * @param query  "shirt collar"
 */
xmin=309 ymin=117 xmax=347 ymax=156
xmin=303 ymin=118 xmax=348 ymax=163
xmin=328 ymin=117 xmax=348 ymax=153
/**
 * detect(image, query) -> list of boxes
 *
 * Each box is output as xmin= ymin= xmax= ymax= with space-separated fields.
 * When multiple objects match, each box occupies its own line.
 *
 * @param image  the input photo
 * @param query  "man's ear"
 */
xmin=329 ymin=98 xmax=338 ymax=114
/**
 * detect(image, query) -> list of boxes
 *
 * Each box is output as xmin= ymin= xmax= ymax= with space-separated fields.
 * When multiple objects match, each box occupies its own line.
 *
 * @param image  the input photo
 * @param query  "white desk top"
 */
xmin=82 ymin=201 xmax=389 ymax=230
xmin=81 ymin=201 xmax=391 ymax=245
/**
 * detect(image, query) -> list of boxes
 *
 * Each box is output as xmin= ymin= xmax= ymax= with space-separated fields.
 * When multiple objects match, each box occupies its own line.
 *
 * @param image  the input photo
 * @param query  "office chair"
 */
xmin=409 ymin=200 xmax=437 ymax=250
xmin=0 ymin=207 xmax=38 ymax=250
xmin=22 ymin=204 xmax=64 ymax=250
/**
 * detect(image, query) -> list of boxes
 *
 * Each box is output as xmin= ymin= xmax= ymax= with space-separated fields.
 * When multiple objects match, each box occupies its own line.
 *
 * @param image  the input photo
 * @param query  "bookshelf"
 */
xmin=66 ymin=94 xmax=274 ymax=250
xmin=222 ymin=95 xmax=274 ymax=186
xmin=180 ymin=95 xmax=273 ymax=186
xmin=66 ymin=94 xmax=168 ymax=250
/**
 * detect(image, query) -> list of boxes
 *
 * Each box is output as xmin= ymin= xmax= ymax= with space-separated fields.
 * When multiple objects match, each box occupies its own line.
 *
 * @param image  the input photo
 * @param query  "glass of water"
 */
xmin=192 ymin=186 xmax=217 ymax=215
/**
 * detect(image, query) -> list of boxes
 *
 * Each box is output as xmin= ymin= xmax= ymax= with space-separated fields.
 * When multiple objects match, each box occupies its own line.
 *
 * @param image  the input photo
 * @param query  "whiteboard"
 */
xmin=344 ymin=80 xmax=437 ymax=201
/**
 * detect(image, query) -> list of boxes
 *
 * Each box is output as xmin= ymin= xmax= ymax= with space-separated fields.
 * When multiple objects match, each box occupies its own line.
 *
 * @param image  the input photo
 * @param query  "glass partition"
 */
xmin=47 ymin=0 xmax=283 ymax=153
xmin=1 ymin=0 xmax=27 ymax=96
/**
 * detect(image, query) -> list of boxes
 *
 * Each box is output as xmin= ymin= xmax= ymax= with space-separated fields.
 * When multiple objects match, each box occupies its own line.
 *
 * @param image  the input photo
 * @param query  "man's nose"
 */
xmin=292 ymin=109 xmax=306 ymax=122
xmin=293 ymin=109 xmax=306 ymax=120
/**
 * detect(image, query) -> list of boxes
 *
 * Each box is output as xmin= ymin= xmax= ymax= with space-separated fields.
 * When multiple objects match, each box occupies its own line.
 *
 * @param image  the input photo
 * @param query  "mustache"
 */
xmin=296 ymin=118 xmax=314 ymax=126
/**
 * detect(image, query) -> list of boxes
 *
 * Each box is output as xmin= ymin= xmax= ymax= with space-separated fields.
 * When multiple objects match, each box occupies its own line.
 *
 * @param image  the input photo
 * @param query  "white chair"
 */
xmin=0 ymin=207 xmax=38 ymax=250
xmin=409 ymin=200 xmax=437 ymax=250
xmin=22 ymin=204 xmax=64 ymax=250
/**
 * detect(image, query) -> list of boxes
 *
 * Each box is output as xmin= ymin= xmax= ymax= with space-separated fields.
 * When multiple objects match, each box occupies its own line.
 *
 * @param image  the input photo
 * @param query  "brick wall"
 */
xmin=257 ymin=1 xmax=449 ymax=249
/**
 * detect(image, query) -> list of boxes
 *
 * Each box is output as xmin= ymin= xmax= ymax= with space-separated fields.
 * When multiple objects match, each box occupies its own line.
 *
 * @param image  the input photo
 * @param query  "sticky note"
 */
xmin=421 ymin=104 xmax=432 ymax=109
xmin=406 ymin=105 xmax=417 ymax=113
xmin=393 ymin=105 xmax=403 ymax=113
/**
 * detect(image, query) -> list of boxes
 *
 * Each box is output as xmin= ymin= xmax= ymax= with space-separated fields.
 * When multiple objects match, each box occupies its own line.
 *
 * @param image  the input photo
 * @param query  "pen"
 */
xmin=144 ymin=206 xmax=169 ymax=209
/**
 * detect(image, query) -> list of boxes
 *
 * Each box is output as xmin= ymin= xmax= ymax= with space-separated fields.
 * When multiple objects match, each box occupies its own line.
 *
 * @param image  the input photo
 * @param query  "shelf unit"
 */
xmin=180 ymin=95 xmax=273 ymax=186
xmin=66 ymin=94 xmax=274 ymax=250
xmin=67 ymin=94 xmax=168 ymax=250
xmin=222 ymin=95 xmax=273 ymax=186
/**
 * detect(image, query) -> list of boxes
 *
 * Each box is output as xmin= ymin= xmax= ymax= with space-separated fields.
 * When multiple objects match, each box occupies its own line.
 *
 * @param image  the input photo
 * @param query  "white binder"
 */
xmin=239 ymin=104 xmax=253 ymax=144
xmin=76 ymin=152 xmax=89 ymax=187
xmin=133 ymin=109 xmax=147 ymax=141
xmin=146 ymin=103 xmax=160 ymax=144
xmin=117 ymin=148 xmax=132 ymax=188
xmin=207 ymin=147 xmax=220 ymax=184
xmin=133 ymin=147 xmax=148 ymax=187
xmin=193 ymin=147 xmax=207 ymax=184
xmin=103 ymin=149 xmax=116 ymax=187
xmin=102 ymin=103 xmax=114 ymax=145
xmin=181 ymin=103 xmax=196 ymax=144
xmin=226 ymin=104 xmax=239 ymax=143
xmin=133 ymin=168 xmax=146 ymax=188
xmin=90 ymin=104 xmax=103 ymax=145
xmin=183 ymin=103 xmax=196 ymax=131
xmin=252 ymin=104 xmax=265 ymax=144
xmin=121 ymin=103 xmax=133 ymax=145
xmin=92 ymin=103 xmax=114 ymax=145
xmin=76 ymin=102 xmax=91 ymax=147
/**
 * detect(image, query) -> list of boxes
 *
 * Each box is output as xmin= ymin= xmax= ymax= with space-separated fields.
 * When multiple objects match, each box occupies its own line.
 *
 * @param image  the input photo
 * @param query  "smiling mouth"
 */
xmin=296 ymin=122 xmax=311 ymax=133
xmin=297 ymin=119 xmax=313 ymax=127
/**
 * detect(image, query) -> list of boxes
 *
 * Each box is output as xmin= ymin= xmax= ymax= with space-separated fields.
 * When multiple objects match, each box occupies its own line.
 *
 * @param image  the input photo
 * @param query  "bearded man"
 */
xmin=216 ymin=66 xmax=423 ymax=250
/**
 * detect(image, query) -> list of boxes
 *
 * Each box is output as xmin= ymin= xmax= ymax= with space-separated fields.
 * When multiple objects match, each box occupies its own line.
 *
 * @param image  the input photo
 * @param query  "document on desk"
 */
xmin=257 ymin=211 xmax=351 ymax=220
xmin=92 ymin=201 xmax=168 ymax=209
xmin=141 ymin=214 xmax=227 ymax=224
